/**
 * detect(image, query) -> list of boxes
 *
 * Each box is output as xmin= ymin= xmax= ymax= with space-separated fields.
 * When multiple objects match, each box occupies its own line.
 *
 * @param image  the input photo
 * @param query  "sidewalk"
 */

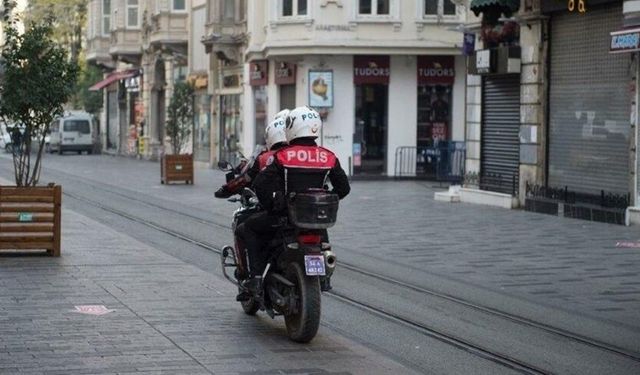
xmin=0 ymin=205 xmax=415 ymax=374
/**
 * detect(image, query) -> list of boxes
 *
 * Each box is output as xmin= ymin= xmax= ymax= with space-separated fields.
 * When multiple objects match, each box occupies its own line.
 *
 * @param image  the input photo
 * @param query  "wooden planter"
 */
xmin=0 ymin=185 xmax=62 ymax=256
xmin=161 ymin=154 xmax=194 ymax=184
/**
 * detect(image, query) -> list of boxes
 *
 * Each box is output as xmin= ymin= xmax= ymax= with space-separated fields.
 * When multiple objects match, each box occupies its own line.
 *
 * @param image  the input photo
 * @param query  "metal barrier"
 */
xmin=525 ymin=182 xmax=630 ymax=225
xmin=394 ymin=142 xmax=466 ymax=183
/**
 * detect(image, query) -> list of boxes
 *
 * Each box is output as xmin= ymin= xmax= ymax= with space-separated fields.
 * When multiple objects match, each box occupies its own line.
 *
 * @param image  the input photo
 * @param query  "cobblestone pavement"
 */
xmin=0 ymin=208 xmax=419 ymax=375
xmin=20 ymin=154 xmax=640 ymax=334
xmin=1 ymin=153 xmax=640 ymax=370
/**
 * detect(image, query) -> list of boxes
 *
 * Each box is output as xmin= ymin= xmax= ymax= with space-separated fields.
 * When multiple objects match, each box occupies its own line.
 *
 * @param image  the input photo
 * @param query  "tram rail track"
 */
xmin=2 ymin=162 xmax=639 ymax=366
xmin=57 ymin=187 xmax=640 ymax=374
xmin=62 ymin=190 xmax=552 ymax=374
xmin=38 ymin=166 xmax=640 ymax=364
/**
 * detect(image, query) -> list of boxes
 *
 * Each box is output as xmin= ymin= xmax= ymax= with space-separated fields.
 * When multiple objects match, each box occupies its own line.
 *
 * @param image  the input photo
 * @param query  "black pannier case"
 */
xmin=288 ymin=190 xmax=339 ymax=229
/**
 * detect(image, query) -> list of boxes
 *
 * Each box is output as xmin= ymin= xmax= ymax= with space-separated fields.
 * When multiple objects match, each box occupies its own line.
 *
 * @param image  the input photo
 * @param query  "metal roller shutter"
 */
xmin=481 ymin=75 xmax=521 ymax=194
xmin=548 ymin=4 xmax=630 ymax=195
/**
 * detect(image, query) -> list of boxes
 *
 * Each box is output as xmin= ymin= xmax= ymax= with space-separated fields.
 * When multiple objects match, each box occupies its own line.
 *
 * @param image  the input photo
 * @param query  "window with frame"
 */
xmin=359 ymin=0 xmax=390 ymax=15
xmin=173 ymin=0 xmax=186 ymax=11
xmin=223 ymin=0 xmax=235 ymax=20
xmin=424 ymin=0 xmax=457 ymax=17
xmin=282 ymin=0 xmax=307 ymax=17
xmin=102 ymin=0 xmax=111 ymax=35
xmin=126 ymin=0 xmax=139 ymax=28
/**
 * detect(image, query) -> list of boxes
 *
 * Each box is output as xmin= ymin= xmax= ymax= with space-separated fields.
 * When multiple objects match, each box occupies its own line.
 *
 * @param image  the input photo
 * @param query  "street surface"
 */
xmin=1 ymin=153 xmax=640 ymax=374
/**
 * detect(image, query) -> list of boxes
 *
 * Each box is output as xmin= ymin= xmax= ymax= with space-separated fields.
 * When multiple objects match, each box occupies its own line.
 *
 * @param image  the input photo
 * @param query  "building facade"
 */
xmin=202 ymin=0 xmax=247 ymax=166
xmin=86 ymin=0 xmax=188 ymax=159
xmin=465 ymin=0 xmax=640 ymax=224
xmin=243 ymin=0 xmax=467 ymax=177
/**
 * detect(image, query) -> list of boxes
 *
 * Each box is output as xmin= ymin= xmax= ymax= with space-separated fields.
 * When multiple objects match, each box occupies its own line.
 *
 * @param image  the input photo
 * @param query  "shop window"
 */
xmin=359 ymin=0 xmax=390 ymax=15
xmin=223 ymin=0 xmax=235 ymax=20
xmin=423 ymin=0 xmax=457 ymax=17
xmin=282 ymin=0 xmax=307 ymax=17
xmin=220 ymin=94 xmax=241 ymax=165
xmin=280 ymin=85 xmax=296 ymax=111
xmin=417 ymin=85 xmax=452 ymax=148
xmin=443 ymin=0 xmax=456 ymax=15
xmin=102 ymin=0 xmax=111 ymax=35
xmin=126 ymin=0 xmax=139 ymax=28
xmin=254 ymin=86 xmax=268 ymax=146
xmin=193 ymin=94 xmax=211 ymax=162
xmin=173 ymin=0 xmax=186 ymax=11
xmin=173 ymin=65 xmax=188 ymax=82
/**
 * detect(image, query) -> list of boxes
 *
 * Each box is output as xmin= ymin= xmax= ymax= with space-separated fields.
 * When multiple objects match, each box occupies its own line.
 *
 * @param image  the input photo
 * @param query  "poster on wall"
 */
xmin=309 ymin=70 xmax=334 ymax=108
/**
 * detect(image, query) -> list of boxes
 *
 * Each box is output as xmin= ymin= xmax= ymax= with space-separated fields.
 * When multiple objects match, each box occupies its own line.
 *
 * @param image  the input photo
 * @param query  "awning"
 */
xmin=89 ymin=69 xmax=138 ymax=91
xmin=470 ymin=0 xmax=520 ymax=17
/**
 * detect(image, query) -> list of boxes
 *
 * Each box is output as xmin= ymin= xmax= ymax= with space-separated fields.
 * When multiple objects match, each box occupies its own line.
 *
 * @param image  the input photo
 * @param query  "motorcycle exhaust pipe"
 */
xmin=323 ymin=250 xmax=337 ymax=277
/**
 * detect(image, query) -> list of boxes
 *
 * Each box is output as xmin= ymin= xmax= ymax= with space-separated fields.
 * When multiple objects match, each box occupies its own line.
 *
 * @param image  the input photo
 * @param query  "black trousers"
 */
xmin=235 ymin=211 xmax=281 ymax=277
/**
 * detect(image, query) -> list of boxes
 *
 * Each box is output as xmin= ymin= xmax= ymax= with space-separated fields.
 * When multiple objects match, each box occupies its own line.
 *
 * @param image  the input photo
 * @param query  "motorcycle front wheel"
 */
xmin=284 ymin=262 xmax=321 ymax=343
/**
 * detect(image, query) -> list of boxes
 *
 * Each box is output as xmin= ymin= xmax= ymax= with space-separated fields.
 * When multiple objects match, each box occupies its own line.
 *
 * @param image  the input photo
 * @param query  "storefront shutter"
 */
xmin=548 ymin=4 xmax=630 ymax=195
xmin=481 ymin=75 xmax=521 ymax=194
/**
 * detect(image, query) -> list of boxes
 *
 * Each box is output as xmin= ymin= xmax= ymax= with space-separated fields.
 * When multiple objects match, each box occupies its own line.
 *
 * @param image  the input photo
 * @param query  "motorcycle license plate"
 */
xmin=304 ymin=255 xmax=326 ymax=276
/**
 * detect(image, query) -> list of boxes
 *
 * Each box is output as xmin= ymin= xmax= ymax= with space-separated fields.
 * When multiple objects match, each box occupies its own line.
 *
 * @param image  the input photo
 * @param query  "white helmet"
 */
xmin=285 ymin=106 xmax=321 ymax=141
xmin=274 ymin=108 xmax=290 ymax=120
xmin=264 ymin=118 xmax=287 ymax=150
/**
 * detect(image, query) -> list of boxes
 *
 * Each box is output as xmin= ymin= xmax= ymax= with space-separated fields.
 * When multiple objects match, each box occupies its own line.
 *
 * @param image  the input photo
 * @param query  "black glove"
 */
xmin=214 ymin=186 xmax=232 ymax=198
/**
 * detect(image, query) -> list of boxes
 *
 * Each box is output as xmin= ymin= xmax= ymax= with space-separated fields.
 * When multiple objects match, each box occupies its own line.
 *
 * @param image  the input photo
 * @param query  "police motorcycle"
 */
xmin=217 ymin=154 xmax=338 ymax=343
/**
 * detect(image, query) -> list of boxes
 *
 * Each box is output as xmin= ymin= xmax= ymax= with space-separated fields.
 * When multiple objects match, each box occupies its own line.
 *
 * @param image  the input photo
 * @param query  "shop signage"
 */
xmin=18 ymin=212 xmax=33 ymax=222
xmin=309 ymin=70 xmax=334 ymax=108
xmin=476 ymin=50 xmax=491 ymax=74
xmin=315 ymin=24 xmax=352 ymax=31
xmin=223 ymin=74 xmax=240 ymax=88
xmin=463 ymin=33 xmax=475 ymax=56
xmin=125 ymin=76 xmax=140 ymax=92
xmin=542 ymin=0 xmax=617 ymax=13
xmin=354 ymin=56 xmax=390 ymax=85
xmin=563 ymin=0 xmax=587 ymax=12
xmin=275 ymin=62 xmax=296 ymax=85
xmin=417 ymin=56 xmax=455 ymax=85
xmin=610 ymin=29 xmax=640 ymax=54
xmin=249 ymin=60 xmax=268 ymax=86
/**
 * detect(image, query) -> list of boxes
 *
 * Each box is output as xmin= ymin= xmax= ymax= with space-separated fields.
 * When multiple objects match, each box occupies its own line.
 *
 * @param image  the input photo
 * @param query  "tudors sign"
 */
xmin=417 ymin=56 xmax=455 ymax=85
xmin=275 ymin=62 xmax=296 ymax=85
xmin=354 ymin=55 xmax=390 ymax=85
xmin=610 ymin=28 xmax=640 ymax=54
xmin=249 ymin=60 xmax=268 ymax=86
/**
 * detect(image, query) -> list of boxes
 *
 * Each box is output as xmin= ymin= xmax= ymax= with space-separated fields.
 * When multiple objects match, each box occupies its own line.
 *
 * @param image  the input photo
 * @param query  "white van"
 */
xmin=49 ymin=112 xmax=95 ymax=155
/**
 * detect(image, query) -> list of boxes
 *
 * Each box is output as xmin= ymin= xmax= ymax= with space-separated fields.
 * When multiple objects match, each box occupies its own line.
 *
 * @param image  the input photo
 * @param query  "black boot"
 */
xmin=236 ymin=276 xmax=262 ymax=301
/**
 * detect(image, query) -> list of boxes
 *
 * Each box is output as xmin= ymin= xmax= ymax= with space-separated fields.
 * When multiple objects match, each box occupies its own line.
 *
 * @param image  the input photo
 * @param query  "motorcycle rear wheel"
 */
xmin=284 ymin=262 xmax=321 ymax=343
xmin=239 ymin=287 xmax=259 ymax=315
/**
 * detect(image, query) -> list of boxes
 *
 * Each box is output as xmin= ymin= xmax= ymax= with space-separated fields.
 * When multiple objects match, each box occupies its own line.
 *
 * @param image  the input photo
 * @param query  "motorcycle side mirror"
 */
xmin=217 ymin=161 xmax=233 ymax=171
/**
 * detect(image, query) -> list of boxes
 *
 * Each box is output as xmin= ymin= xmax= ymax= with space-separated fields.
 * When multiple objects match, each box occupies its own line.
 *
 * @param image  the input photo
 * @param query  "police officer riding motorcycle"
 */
xmin=216 ymin=106 xmax=350 ymax=342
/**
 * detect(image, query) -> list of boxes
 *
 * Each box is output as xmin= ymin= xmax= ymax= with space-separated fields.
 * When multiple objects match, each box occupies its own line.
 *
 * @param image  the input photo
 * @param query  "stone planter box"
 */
xmin=0 ymin=185 xmax=62 ymax=256
xmin=161 ymin=154 xmax=194 ymax=185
